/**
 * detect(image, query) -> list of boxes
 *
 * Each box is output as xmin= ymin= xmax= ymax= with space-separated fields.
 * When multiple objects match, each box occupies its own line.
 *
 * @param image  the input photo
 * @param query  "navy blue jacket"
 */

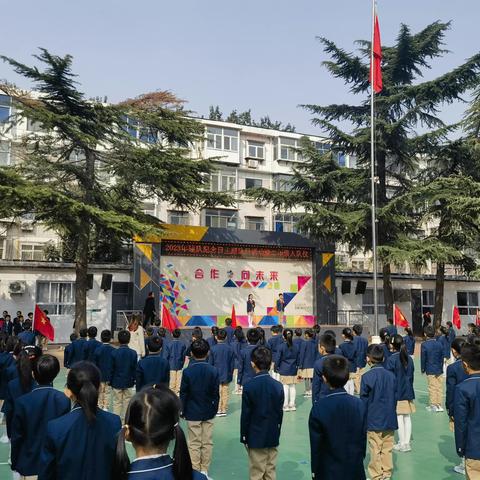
xmin=0 ymin=352 xmax=15 ymax=399
xmin=93 ymin=343 xmax=115 ymax=383
xmin=136 ymin=353 xmax=170 ymax=391
xmin=110 ymin=345 xmax=138 ymax=389
xmin=18 ymin=330 xmax=36 ymax=345
xmin=11 ymin=385 xmax=71 ymax=476
xmin=380 ymin=343 xmax=393 ymax=368
xmin=339 ymin=341 xmax=357 ymax=373
xmin=353 ymin=335 xmax=368 ymax=369
xmin=240 ymin=371 xmax=284 ymax=448
xmin=180 ymin=360 xmax=219 ymax=421
xmin=267 ymin=335 xmax=283 ymax=365
xmin=360 ymin=365 xmax=398 ymax=431
xmin=448 ymin=327 xmax=456 ymax=345
xmin=127 ymin=455 xmax=207 ymax=479
xmin=38 ymin=406 xmax=122 ymax=480
xmin=421 ymin=338 xmax=444 ymax=375
xmin=293 ymin=337 xmax=305 ymax=361
xmin=3 ymin=377 xmax=37 ymax=437
xmin=446 ymin=358 xmax=468 ymax=418
xmin=312 ymin=354 xmax=334 ymax=403
xmin=404 ymin=335 xmax=415 ymax=356
xmin=276 ymin=342 xmax=299 ymax=376
xmin=225 ymin=326 xmax=235 ymax=344
xmin=69 ymin=338 xmax=88 ymax=366
xmin=64 ymin=342 xmax=75 ymax=368
xmin=454 ymin=374 xmax=480 ymax=460
xmin=385 ymin=352 xmax=415 ymax=401
xmin=84 ymin=338 xmax=102 ymax=362
xmin=437 ymin=335 xmax=451 ymax=359
xmin=232 ymin=338 xmax=246 ymax=370
xmin=209 ymin=341 xmax=235 ymax=383
xmin=299 ymin=338 xmax=317 ymax=369
xmin=238 ymin=344 xmax=258 ymax=386
xmin=386 ymin=324 xmax=398 ymax=337
xmin=207 ymin=336 xmax=217 ymax=350
xmin=165 ymin=339 xmax=186 ymax=370
xmin=309 ymin=389 xmax=367 ymax=480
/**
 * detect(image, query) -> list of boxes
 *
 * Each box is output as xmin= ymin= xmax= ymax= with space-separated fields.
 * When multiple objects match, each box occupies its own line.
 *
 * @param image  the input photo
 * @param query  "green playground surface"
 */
xmin=0 ymin=355 xmax=462 ymax=479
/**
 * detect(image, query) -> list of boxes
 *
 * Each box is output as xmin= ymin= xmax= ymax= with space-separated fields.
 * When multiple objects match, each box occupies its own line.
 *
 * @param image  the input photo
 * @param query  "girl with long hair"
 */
xmin=276 ymin=329 xmax=300 ymax=411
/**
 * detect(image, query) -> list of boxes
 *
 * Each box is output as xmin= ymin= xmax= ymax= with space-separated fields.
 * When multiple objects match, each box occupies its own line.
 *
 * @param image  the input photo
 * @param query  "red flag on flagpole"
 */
xmin=370 ymin=13 xmax=383 ymax=93
xmin=34 ymin=304 xmax=54 ymax=341
xmin=161 ymin=303 xmax=177 ymax=332
xmin=476 ymin=308 xmax=480 ymax=327
xmin=394 ymin=304 xmax=409 ymax=328
xmin=231 ymin=304 xmax=237 ymax=328
xmin=452 ymin=306 xmax=462 ymax=330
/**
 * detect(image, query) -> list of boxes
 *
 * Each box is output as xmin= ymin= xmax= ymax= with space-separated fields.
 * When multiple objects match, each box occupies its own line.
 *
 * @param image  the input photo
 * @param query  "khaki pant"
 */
xmin=367 ymin=430 xmax=394 ymax=480
xmin=98 ymin=382 xmax=111 ymax=410
xmin=427 ymin=374 xmax=443 ymax=405
xmin=219 ymin=383 xmax=230 ymax=413
xmin=187 ymin=420 xmax=214 ymax=472
xmin=466 ymin=459 xmax=480 ymax=480
xmin=248 ymin=447 xmax=278 ymax=480
xmin=169 ymin=370 xmax=182 ymax=395
xmin=112 ymin=388 xmax=132 ymax=419
xmin=354 ymin=367 xmax=366 ymax=395
xmin=20 ymin=476 xmax=38 ymax=480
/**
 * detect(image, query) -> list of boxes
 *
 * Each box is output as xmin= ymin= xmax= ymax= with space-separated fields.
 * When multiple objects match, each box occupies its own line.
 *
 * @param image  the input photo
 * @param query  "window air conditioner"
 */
xmin=247 ymin=159 xmax=258 ymax=169
xmin=9 ymin=281 xmax=26 ymax=294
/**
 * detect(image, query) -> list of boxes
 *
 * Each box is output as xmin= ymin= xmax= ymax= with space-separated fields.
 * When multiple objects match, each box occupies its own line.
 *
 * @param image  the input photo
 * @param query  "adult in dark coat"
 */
xmin=143 ymin=292 xmax=156 ymax=328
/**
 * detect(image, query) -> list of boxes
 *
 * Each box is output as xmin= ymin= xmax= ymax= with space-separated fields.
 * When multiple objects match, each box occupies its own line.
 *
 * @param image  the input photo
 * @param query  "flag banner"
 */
xmin=231 ymin=304 xmax=237 ymax=328
xmin=370 ymin=14 xmax=383 ymax=93
xmin=476 ymin=308 xmax=480 ymax=326
xmin=34 ymin=305 xmax=55 ymax=341
xmin=453 ymin=306 xmax=461 ymax=330
xmin=162 ymin=302 xmax=178 ymax=332
xmin=394 ymin=304 xmax=409 ymax=328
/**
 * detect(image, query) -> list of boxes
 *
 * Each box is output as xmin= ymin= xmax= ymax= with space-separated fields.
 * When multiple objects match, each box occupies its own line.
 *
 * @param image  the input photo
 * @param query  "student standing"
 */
xmin=421 ymin=326 xmax=445 ymax=412
xmin=267 ymin=325 xmax=283 ymax=381
xmin=180 ymin=339 xmax=219 ymax=479
xmin=241 ymin=346 xmax=284 ymax=480
xmin=207 ymin=327 xmax=218 ymax=350
xmin=339 ymin=327 xmax=357 ymax=395
xmin=438 ymin=326 xmax=452 ymax=374
xmin=312 ymin=333 xmax=337 ymax=404
xmin=299 ymin=329 xmax=316 ymax=397
xmin=69 ymin=329 xmax=88 ymax=366
xmin=64 ymin=333 xmax=78 ymax=369
xmin=127 ymin=318 xmax=146 ymax=360
xmin=232 ymin=328 xmax=246 ymax=394
xmin=379 ymin=328 xmax=393 ymax=367
xmin=39 ymin=362 xmax=122 ymax=480
xmin=11 ymin=355 xmax=71 ymax=479
xmin=276 ymin=294 xmax=285 ymax=326
xmin=385 ymin=318 xmax=398 ymax=338
xmin=17 ymin=320 xmax=36 ymax=345
xmin=247 ymin=294 xmax=256 ymax=328
xmin=276 ymin=328 xmax=300 ymax=411
xmin=94 ymin=329 xmax=115 ymax=410
xmin=84 ymin=326 xmax=102 ymax=362
xmin=352 ymin=324 xmax=368 ymax=394
xmin=404 ymin=328 xmax=415 ymax=359
xmin=136 ymin=336 xmax=170 ymax=391
xmin=361 ymin=344 xmax=398 ymax=480
xmin=386 ymin=335 xmax=415 ymax=452
xmin=238 ymin=329 xmax=260 ymax=388
xmin=113 ymin=385 xmax=207 ymax=480
xmin=166 ymin=328 xmax=187 ymax=396
xmin=224 ymin=317 xmax=235 ymax=344
xmin=309 ymin=355 xmax=367 ymax=480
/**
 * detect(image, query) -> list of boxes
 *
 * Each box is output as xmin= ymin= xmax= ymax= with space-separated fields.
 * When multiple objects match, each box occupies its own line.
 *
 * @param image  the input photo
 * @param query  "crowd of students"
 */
xmin=1 ymin=309 xmax=480 ymax=480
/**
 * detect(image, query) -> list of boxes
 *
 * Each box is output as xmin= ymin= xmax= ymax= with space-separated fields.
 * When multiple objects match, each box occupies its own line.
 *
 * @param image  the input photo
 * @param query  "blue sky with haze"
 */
xmin=1 ymin=0 xmax=478 ymax=134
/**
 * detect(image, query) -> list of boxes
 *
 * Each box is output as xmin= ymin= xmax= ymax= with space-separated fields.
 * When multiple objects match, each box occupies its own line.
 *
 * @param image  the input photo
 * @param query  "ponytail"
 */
xmin=66 ymin=362 xmax=100 ymax=423
xmin=17 ymin=346 xmax=42 ymax=393
xmin=399 ymin=344 xmax=409 ymax=370
xmin=172 ymin=423 xmax=193 ymax=480
xmin=112 ymin=426 xmax=130 ymax=480
xmin=284 ymin=329 xmax=293 ymax=348
xmin=405 ymin=327 xmax=414 ymax=338
xmin=77 ymin=380 xmax=99 ymax=423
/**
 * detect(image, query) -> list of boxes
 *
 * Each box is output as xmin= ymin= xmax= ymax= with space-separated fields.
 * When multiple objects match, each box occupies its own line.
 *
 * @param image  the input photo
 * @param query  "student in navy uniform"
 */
xmin=39 ymin=361 xmax=122 ymax=480
xmin=238 ymin=328 xmax=260 ymax=388
xmin=385 ymin=318 xmax=398 ymax=338
xmin=403 ymin=327 xmax=415 ymax=359
xmin=386 ymin=335 xmax=415 ymax=453
xmin=224 ymin=317 xmax=235 ymax=344
xmin=64 ymin=333 xmax=78 ymax=369
xmin=312 ymin=333 xmax=337 ymax=404
xmin=166 ymin=328 xmax=187 ymax=396
xmin=438 ymin=326 xmax=452 ymax=374
xmin=379 ymin=328 xmax=393 ymax=367
xmin=231 ymin=327 xmax=246 ymax=394
xmin=267 ymin=325 xmax=283 ymax=381
xmin=11 ymin=354 xmax=71 ymax=478
xmin=298 ymin=329 xmax=316 ymax=397
xmin=421 ymin=325 xmax=445 ymax=412
xmin=157 ymin=327 xmax=171 ymax=360
xmin=454 ymin=339 xmax=480 ymax=479
xmin=180 ymin=339 xmax=219 ymax=478
xmin=143 ymin=326 xmax=155 ymax=356
xmin=113 ymin=385 xmax=207 ymax=480
xmin=185 ymin=327 xmax=203 ymax=358
xmin=17 ymin=320 xmax=36 ymax=345
xmin=276 ymin=328 xmax=300 ymax=411
xmin=353 ymin=324 xmax=369 ymax=394
xmin=309 ymin=355 xmax=367 ymax=480
xmin=241 ymin=346 xmax=284 ymax=480
xmin=110 ymin=329 xmax=138 ymax=419
xmin=209 ymin=328 xmax=234 ymax=416
xmin=324 ymin=329 xmax=343 ymax=356
xmin=206 ymin=326 xmax=218 ymax=350
xmin=446 ymin=337 xmax=468 ymax=476
xmin=94 ymin=329 xmax=115 ymax=410
xmin=0 ymin=336 xmax=17 ymax=434
xmin=293 ymin=328 xmax=304 ymax=351
xmin=69 ymin=328 xmax=88 ymax=366
xmin=361 ymin=344 xmax=398 ymax=480
xmin=84 ymin=326 xmax=102 ymax=362
xmin=339 ymin=327 xmax=357 ymax=395
xmin=446 ymin=321 xmax=456 ymax=347
xmin=136 ymin=336 xmax=170 ymax=391
xmin=276 ymin=294 xmax=286 ymax=326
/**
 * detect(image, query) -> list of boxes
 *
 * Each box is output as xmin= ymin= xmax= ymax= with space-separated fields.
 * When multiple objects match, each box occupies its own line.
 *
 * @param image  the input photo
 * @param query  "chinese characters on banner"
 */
xmin=194 ymin=268 xmax=279 ymax=281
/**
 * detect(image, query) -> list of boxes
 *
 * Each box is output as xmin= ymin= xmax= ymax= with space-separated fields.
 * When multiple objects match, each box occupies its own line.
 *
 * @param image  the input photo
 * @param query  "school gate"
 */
xmin=133 ymin=225 xmax=335 ymax=328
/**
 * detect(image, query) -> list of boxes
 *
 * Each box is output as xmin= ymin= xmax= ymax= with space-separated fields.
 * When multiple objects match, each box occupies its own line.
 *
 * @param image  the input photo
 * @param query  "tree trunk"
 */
xmin=433 ymin=262 xmax=445 ymax=330
xmin=382 ymin=262 xmax=394 ymax=321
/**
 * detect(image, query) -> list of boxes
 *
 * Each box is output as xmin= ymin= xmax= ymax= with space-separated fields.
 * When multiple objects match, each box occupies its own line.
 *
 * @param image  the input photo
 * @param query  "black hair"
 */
xmin=367 ymin=344 xmax=384 ymax=364
xmin=390 ymin=334 xmax=409 ymax=369
xmin=251 ymin=346 xmax=272 ymax=371
xmin=439 ymin=325 xmax=449 ymax=337
xmin=17 ymin=345 xmax=42 ymax=393
xmin=70 ymin=333 xmax=78 ymax=342
xmin=446 ymin=321 xmax=453 ymax=328
xmin=146 ymin=326 xmax=154 ymax=336
xmin=323 ymin=355 xmax=349 ymax=388
xmin=462 ymin=341 xmax=480 ymax=371
xmin=324 ymin=329 xmax=336 ymax=338
xmin=118 ymin=330 xmax=131 ymax=345
xmin=304 ymin=329 xmax=314 ymax=339
xmin=313 ymin=324 xmax=321 ymax=334
xmin=113 ymin=385 xmax=193 ymax=480
xmin=225 ymin=317 xmax=232 ymax=326
xmin=158 ymin=327 xmax=166 ymax=338
xmin=211 ymin=326 xmax=219 ymax=336
xmin=192 ymin=327 xmax=203 ymax=340
xmin=67 ymin=362 xmax=100 ymax=423
xmin=79 ymin=328 xmax=88 ymax=338
xmin=34 ymin=354 xmax=60 ymax=385
xmin=270 ymin=326 xmax=276 ymax=333
xmin=5 ymin=336 xmax=19 ymax=353
xmin=154 ymin=319 xmax=161 ymax=327
xmin=452 ymin=337 xmax=466 ymax=355
xmin=246 ymin=328 xmax=260 ymax=345
xmin=424 ymin=326 xmax=435 ymax=338
xmin=342 ymin=327 xmax=353 ymax=340
xmin=379 ymin=327 xmax=390 ymax=344
xmin=147 ymin=336 xmax=163 ymax=353
xmin=257 ymin=327 xmax=266 ymax=346
xmin=234 ymin=328 xmax=245 ymax=342
xmin=217 ymin=329 xmax=227 ymax=341
xmin=405 ymin=327 xmax=414 ymax=338
xmin=191 ymin=339 xmax=209 ymax=358
xmin=320 ymin=333 xmax=336 ymax=354
xmin=294 ymin=328 xmax=303 ymax=337
xmin=23 ymin=320 xmax=32 ymax=331
xmin=283 ymin=328 xmax=294 ymax=348
xmin=87 ymin=326 xmax=97 ymax=338
xmin=101 ymin=330 xmax=112 ymax=343
xmin=352 ymin=324 xmax=363 ymax=336
xmin=387 ymin=318 xmax=394 ymax=325
xmin=172 ymin=328 xmax=181 ymax=338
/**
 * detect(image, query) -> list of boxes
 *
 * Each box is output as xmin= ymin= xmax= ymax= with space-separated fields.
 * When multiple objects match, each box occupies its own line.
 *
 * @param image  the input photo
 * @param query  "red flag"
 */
xmin=476 ymin=308 xmax=480 ymax=327
xmin=452 ymin=306 xmax=461 ymax=330
xmin=394 ymin=304 xmax=409 ymax=328
xmin=370 ymin=14 xmax=383 ymax=93
xmin=161 ymin=303 xmax=178 ymax=332
xmin=231 ymin=304 xmax=237 ymax=328
xmin=34 ymin=305 xmax=54 ymax=341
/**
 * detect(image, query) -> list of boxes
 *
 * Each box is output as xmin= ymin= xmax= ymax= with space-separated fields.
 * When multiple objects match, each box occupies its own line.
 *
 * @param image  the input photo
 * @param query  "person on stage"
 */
xmin=276 ymin=294 xmax=285 ymax=326
xmin=247 ymin=294 xmax=256 ymax=328
xmin=142 ymin=291 xmax=156 ymax=328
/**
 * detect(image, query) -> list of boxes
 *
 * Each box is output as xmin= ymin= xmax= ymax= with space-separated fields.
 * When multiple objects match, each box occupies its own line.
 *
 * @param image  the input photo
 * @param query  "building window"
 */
xmin=26 ymin=118 xmax=45 ymax=132
xmin=245 ymin=216 xmax=264 ymax=231
xmin=142 ymin=202 xmax=157 ymax=217
xmin=278 ymin=137 xmax=298 ymax=161
xmin=422 ymin=290 xmax=434 ymax=315
xmin=245 ymin=178 xmax=262 ymax=189
xmin=168 ymin=211 xmax=189 ymax=225
xmin=273 ymin=174 xmax=294 ymax=192
xmin=314 ymin=142 xmax=331 ymax=154
xmin=209 ymin=171 xmax=236 ymax=192
xmin=20 ymin=244 xmax=45 ymax=261
xmin=363 ymin=288 xmax=386 ymax=315
xmin=206 ymin=127 xmax=238 ymax=151
xmin=247 ymin=141 xmax=265 ymax=159
xmin=351 ymin=259 xmax=366 ymax=271
xmin=273 ymin=213 xmax=298 ymax=233
xmin=457 ymin=291 xmax=479 ymax=316
xmin=0 ymin=141 xmax=11 ymax=166
xmin=0 ymin=238 xmax=4 ymax=260
xmin=204 ymin=209 xmax=237 ymax=229
xmin=36 ymin=281 xmax=75 ymax=315
xmin=0 ymin=95 xmax=11 ymax=123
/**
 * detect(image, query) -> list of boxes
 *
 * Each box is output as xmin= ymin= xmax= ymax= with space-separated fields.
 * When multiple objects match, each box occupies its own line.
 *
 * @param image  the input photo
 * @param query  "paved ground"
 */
xmin=0 ymin=351 xmax=462 ymax=479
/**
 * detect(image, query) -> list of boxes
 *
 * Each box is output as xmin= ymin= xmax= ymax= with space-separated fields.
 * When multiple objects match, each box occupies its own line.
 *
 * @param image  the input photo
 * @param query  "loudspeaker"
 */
xmin=101 ymin=273 xmax=113 ymax=291
xmin=87 ymin=274 xmax=94 ymax=290
xmin=355 ymin=280 xmax=367 ymax=295
xmin=341 ymin=280 xmax=351 ymax=294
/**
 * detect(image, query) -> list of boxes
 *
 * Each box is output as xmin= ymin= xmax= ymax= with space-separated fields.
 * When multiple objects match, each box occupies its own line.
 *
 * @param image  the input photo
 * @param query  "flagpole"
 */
xmin=370 ymin=0 xmax=379 ymax=334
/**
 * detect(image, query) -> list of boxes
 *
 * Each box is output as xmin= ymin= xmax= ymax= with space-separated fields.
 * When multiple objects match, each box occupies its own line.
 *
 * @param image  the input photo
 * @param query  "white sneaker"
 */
xmin=436 ymin=405 xmax=444 ymax=413
xmin=453 ymin=465 xmax=465 ymax=475
xmin=393 ymin=443 xmax=402 ymax=451
xmin=0 ymin=434 xmax=9 ymax=443
xmin=426 ymin=405 xmax=435 ymax=412
xmin=400 ymin=443 xmax=412 ymax=452
xmin=289 ymin=405 xmax=297 ymax=411
xmin=283 ymin=406 xmax=289 ymax=412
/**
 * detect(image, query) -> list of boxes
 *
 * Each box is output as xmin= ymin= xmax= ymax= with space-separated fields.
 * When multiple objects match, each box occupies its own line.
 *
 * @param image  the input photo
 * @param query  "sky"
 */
xmin=1 ymin=0 xmax=479 ymax=134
